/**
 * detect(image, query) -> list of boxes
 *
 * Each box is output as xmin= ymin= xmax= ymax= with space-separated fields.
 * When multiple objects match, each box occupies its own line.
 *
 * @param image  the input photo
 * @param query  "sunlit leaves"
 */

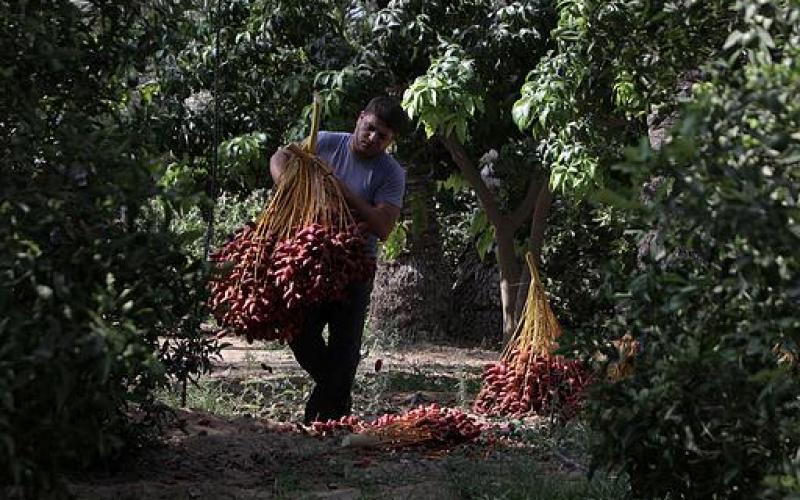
xmin=379 ymin=221 xmax=408 ymax=262
xmin=469 ymin=210 xmax=496 ymax=261
xmin=548 ymin=139 xmax=598 ymax=195
xmin=514 ymin=0 xmax=735 ymax=198
xmin=612 ymin=70 xmax=646 ymax=117
xmin=514 ymin=50 xmax=599 ymax=197
xmin=402 ymin=45 xmax=484 ymax=144
xmin=514 ymin=51 xmax=585 ymax=136
xmin=218 ymin=132 xmax=270 ymax=190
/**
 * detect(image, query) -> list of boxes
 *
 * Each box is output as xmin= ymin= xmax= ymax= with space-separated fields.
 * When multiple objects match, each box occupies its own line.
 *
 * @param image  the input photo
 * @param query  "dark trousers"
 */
xmin=289 ymin=280 xmax=373 ymax=423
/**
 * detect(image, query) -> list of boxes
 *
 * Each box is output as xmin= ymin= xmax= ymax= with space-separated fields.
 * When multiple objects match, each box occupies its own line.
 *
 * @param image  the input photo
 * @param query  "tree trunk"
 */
xmin=440 ymin=135 xmax=549 ymax=342
xmin=512 ymin=181 xmax=553 ymax=331
xmin=449 ymin=247 xmax=503 ymax=343
xmin=367 ymin=162 xmax=451 ymax=343
xmin=495 ymin=225 xmax=521 ymax=340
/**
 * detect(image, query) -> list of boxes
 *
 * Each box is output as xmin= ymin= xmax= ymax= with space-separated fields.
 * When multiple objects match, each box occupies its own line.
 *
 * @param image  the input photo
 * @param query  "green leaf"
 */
xmin=476 ymin=225 xmax=496 ymax=261
xmin=512 ymin=97 xmax=533 ymax=131
xmin=723 ymin=30 xmax=742 ymax=50
xmin=455 ymin=120 xmax=468 ymax=143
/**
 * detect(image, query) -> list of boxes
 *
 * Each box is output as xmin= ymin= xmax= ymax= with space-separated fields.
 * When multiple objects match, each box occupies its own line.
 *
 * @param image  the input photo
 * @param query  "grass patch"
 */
xmin=352 ymin=368 xmax=483 ymax=415
xmin=269 ymin=469 xmax=309 ymax=499
xmin=389 ymin=370 xmax=453 ymax=392
xmin=155 ymin=376 xmax=311 ymax=421
xmin=445 ymin=450 xmax=626 ymax=500
xmin=383 ymin=370 xmax=482 ymax=395
xmin=156 ymin=380 xmax=251 ymax=417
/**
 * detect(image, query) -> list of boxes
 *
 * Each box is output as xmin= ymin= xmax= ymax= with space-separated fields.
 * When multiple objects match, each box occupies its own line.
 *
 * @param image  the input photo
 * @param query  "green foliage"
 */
xmin=545 ymin=122 xmax=600 ymax=196
xmin=434 ymin=168 xmax=521 ymax=266
xmin=313 ymin=65 xmax=373 ymax=129
xmin=469 ymin=211 xmax=496 ymax=261
xmin=434 ymin=173 xmax=483 ymax=268
xmin=379 ymin=221 xmax=408 ymax=262
xmin=402 ymin=45 xmax=485 ymax=143
xmin=582 ymin=2 xmax=800 ymax=497
xmin=447 ymin=451 xmax=627 ymax=500
xmin=540 ymin=201 xmax=635 ymax=334
xmin=514 ymin=51 xmax=586 ymax=136
xmin=218 ymin=132 xmax=271 ymax=191
xmin=593 ymin=339 xmax=798 ymax=499
xmin=513 ymin=2 xmax=597 ymax=196
xmin=612 ymin=70 xmax=647 ymax=118
xmin=762 ymin=449 xmax=800 ymax=498
xmin=142 ymin=189 xmax=269 ymax=261
xmin=1 ymin=1 xmax=222 ymax=494
xmin=514 ymin=0 xmax=734 ymax=197
xmin=143 ymin=0 xmax=357 ymax=198
xmin=383 ymin=0 xmax=554 ymax=152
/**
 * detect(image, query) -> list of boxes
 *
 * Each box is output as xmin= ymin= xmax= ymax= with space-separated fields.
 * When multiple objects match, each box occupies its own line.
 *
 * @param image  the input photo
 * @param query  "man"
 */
xmin=269 ymin=96 xmax=408 ymax=423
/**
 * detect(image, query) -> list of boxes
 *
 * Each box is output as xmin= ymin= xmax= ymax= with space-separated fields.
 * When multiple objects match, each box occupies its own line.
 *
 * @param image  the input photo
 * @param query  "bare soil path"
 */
xmin=68 ymin=339 xmax=609 ymax=500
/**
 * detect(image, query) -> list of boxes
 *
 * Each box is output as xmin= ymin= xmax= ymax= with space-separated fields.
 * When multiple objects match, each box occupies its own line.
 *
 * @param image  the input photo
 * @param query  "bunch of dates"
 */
xmin=208 ymin=222 xmax=375 ymax=342
xmin=473 ymin=350 xmax=592 ymax=419
xmin=310 ymin=404 xmax=482 ymax=445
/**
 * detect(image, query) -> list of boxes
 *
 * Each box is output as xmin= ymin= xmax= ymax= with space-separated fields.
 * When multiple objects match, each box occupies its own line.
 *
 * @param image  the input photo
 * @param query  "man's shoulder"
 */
xmin=379 ymin=152 xmax=404 ymax=177
xmin=317 ymin=131 xmax=350 ymax=146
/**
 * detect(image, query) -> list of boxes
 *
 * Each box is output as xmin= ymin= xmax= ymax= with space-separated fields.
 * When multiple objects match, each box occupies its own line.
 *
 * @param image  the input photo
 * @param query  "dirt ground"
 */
xmin=67 ymin=339 xmax=597 ymax=500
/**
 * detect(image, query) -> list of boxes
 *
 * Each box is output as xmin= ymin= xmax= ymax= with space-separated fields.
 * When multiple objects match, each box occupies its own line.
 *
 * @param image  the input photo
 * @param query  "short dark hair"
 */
xmin=363 ymin=96 xmax=409 ymax=135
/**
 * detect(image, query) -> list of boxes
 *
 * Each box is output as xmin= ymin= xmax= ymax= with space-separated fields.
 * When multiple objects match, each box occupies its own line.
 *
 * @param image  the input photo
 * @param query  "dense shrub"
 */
xmin=1 ymin=2 xmax=216 ymax=496
xmin=586 ymin=2 xmax=800 ymax=497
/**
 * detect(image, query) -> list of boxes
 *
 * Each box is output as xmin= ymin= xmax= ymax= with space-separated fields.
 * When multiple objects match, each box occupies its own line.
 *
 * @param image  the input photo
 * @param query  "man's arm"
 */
xmin=269 ymin=147 xmax=292 ymax=184
xmin=271 ymin=145 xmax=400 ymax=239
xmin=336 ymin=181 xmax=400 ymax=241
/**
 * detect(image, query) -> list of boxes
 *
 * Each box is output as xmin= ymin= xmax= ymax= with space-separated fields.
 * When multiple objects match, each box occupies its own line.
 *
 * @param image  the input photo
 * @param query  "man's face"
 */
xmin=351 ymin=112 xmax=395 ymax=158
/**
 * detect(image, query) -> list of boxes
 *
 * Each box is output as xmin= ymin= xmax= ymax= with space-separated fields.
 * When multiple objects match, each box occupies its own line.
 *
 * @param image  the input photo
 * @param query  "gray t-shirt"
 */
xmin=315 ymin=131 xmax=405 ymax=255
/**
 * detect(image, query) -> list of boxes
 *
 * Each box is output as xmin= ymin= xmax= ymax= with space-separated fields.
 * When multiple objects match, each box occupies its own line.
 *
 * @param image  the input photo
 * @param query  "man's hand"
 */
xmin=271 ymin=146 xmax=334 ymax=184
xmin=335 ymin=179 xmax=400 ymax=240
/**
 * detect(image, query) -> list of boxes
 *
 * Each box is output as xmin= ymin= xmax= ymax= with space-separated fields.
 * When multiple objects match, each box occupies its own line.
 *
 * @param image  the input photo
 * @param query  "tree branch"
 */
xmin=512 ymin=183 xmax=553 ymax=323
xmin=509 ymin=174 xmax=544 ymax=230
xmin=529 ymin=183 xmax=553 ymax=263
xmin=439 ymin=134 xmax=504 ymax=226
